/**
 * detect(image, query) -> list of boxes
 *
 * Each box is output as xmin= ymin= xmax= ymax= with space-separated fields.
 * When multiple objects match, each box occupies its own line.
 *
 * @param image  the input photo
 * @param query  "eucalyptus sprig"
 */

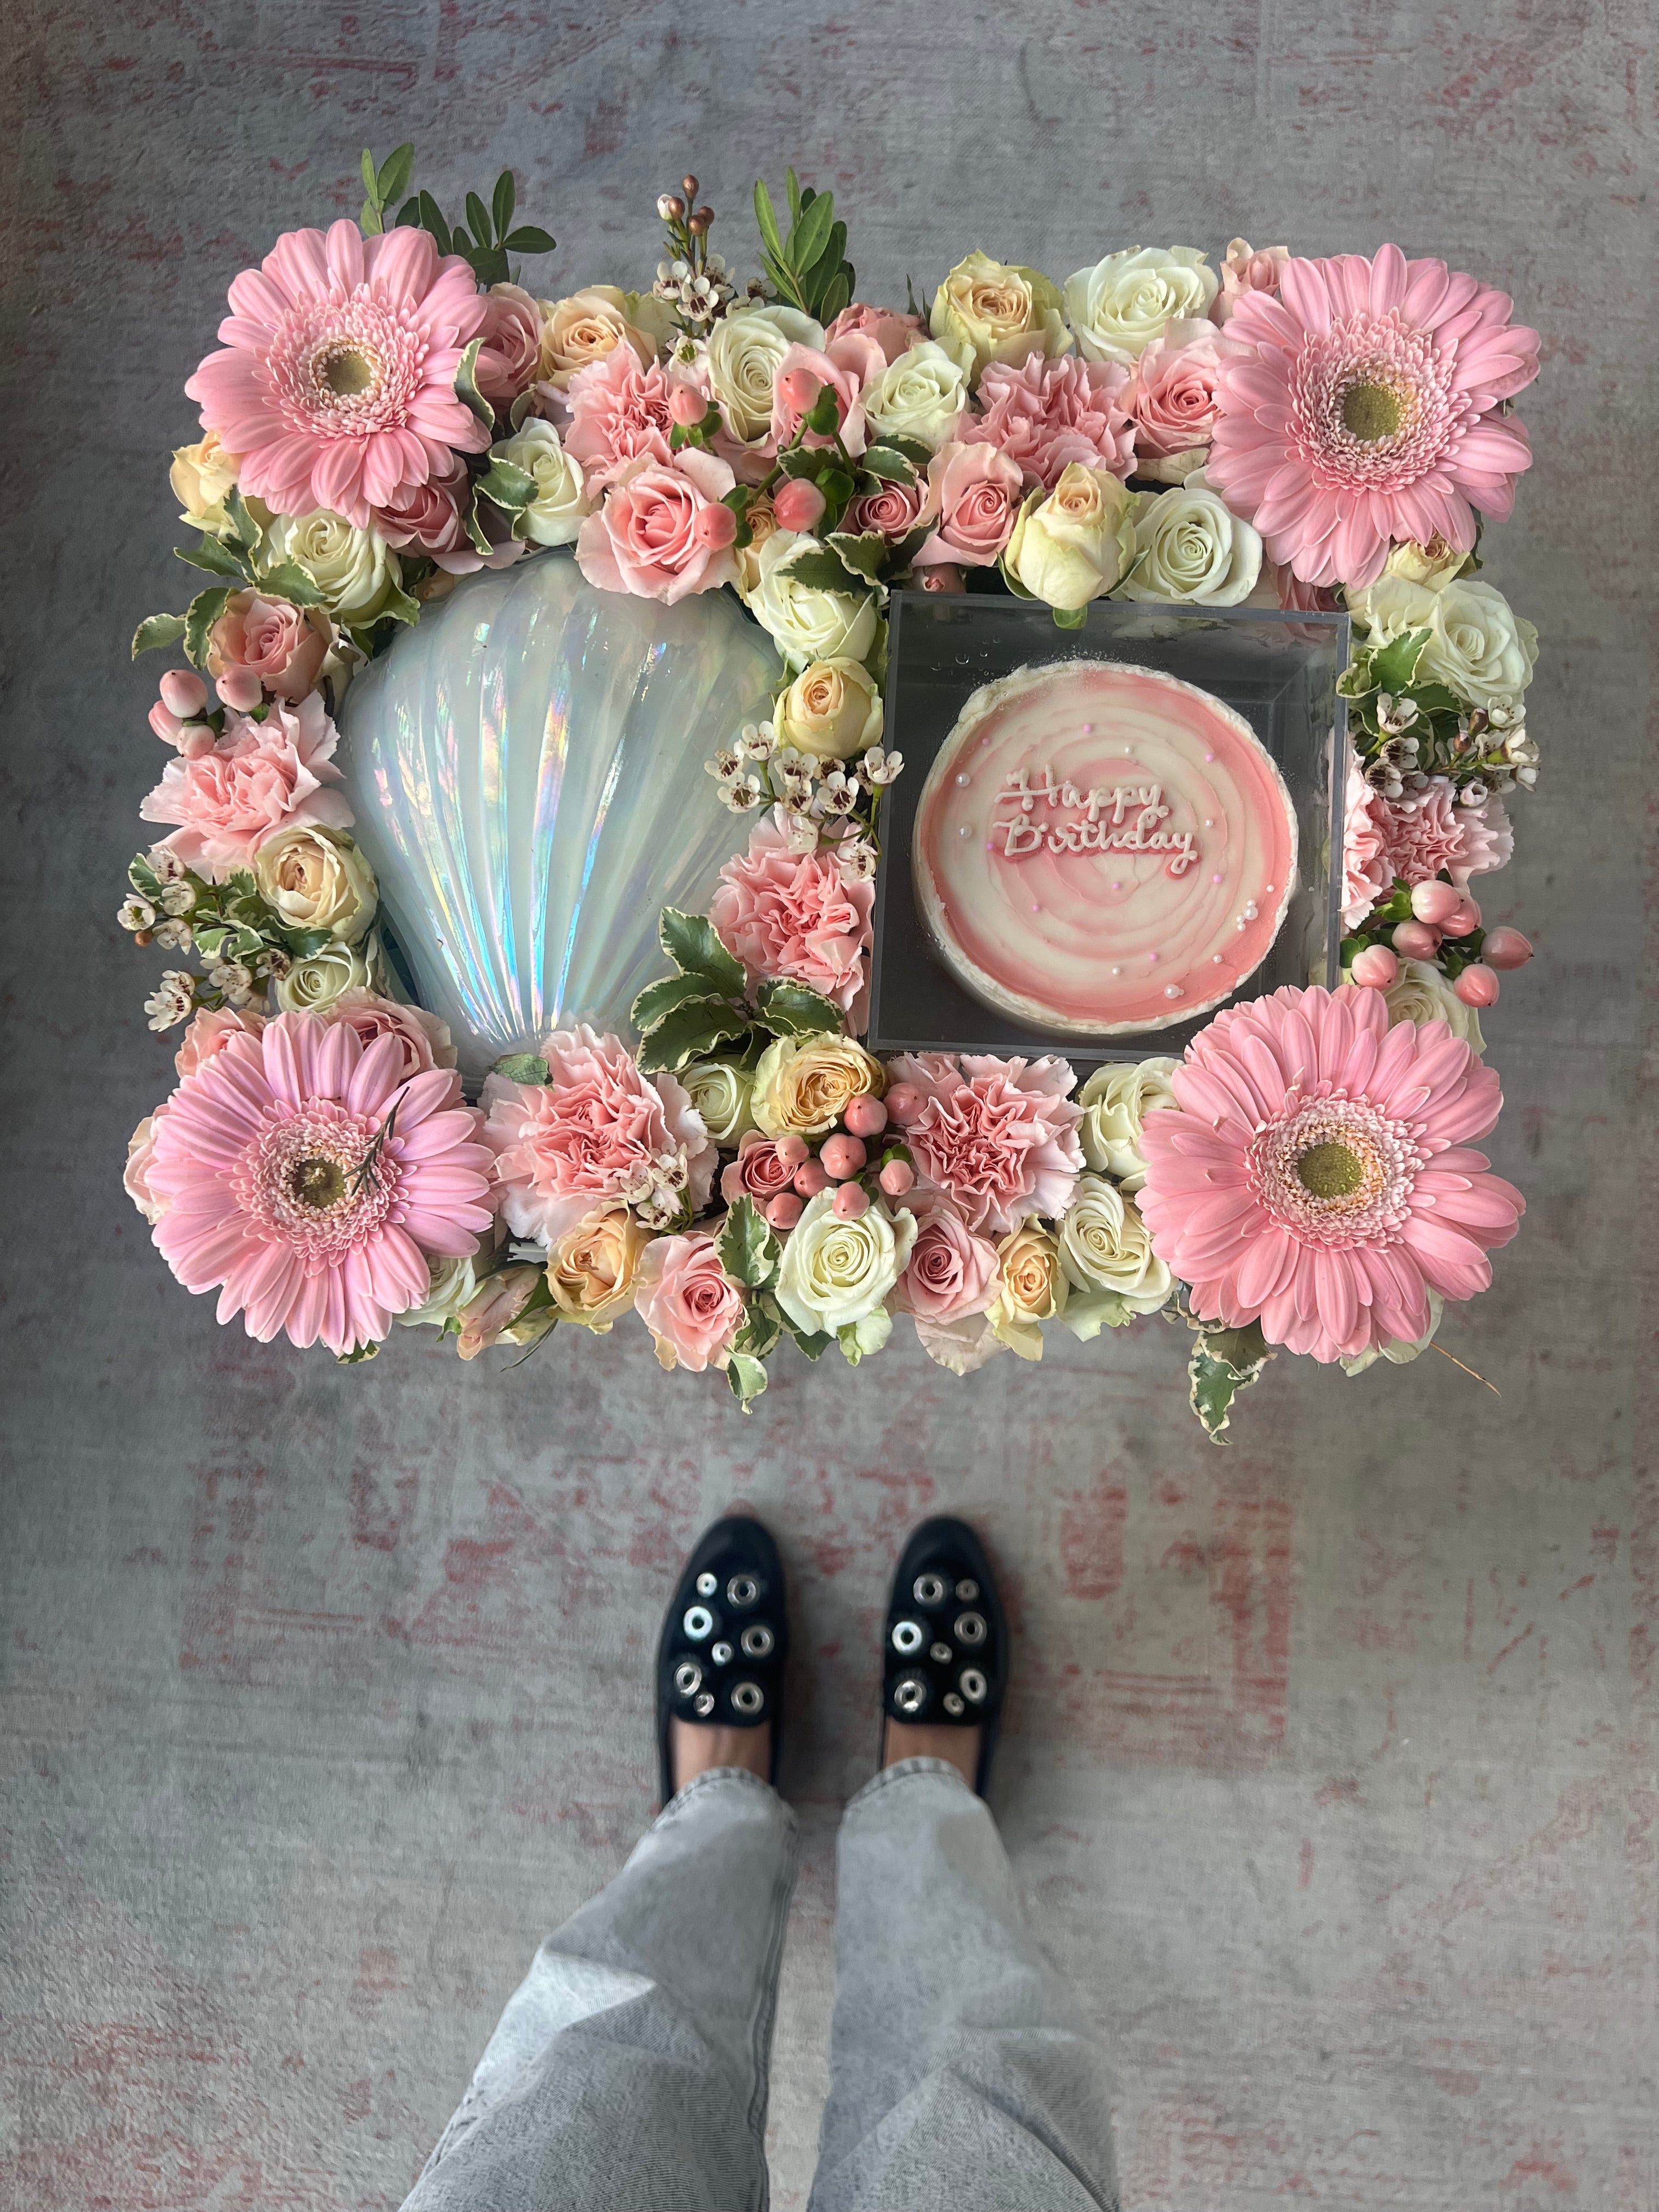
xmin=753 ymin=170 xmax=856 ymax=324
xmin=358 ymin=144 xmax=557 ymax=285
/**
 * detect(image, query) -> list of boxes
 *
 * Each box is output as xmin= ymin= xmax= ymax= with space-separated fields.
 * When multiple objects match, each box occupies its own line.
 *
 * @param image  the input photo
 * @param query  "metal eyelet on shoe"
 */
xmin=913 ymin=1572 xmax=947 ymax=1607
xmin=727 ymin=1574 xmax=759 ymax=1608
xmin=740 ymin=1623 xmax=774 ymax=1658
xmin=929 ymin=1641 xmax=953 ymax=1664
xmin=893 ymin=1673 xmax=929 ymax=1716
xmin=953 ymin=1611 xmax=986 ymax=1646
xmin=959 ymin=1667 xmax=987 ymax=1705
xmin=683 ymin=1605 xmax=714 ymax=1642
xmin=943 ymin=1691 xmax=965 ymax=1717
xmin=693 ymin=1690 xmax=715 ymax=1717
xmin=731 ymin=1679 xmax=764 ymax=1717
xmin=695 ymin=1571 xmax=718 ymax=1597
xmin=711 ymin=1641 xmax=733 ymax=1666
xmin=674 ymin=1660 xmax=703 ymax=1697
xmin=956 ymin=1577 xmax=979 ymax=1602
xmin=891 ymin=1618 xmax=924 ymax=1656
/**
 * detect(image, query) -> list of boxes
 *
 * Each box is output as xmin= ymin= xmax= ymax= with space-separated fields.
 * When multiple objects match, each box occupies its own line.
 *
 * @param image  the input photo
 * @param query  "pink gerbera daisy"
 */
xmin=146 ymin=1012 xmax=495 ymax=1355
xmin=1206 ymin=245 xmax=1539 ymax=589
xmin=1137 ymin=985 xmax=1522 ymax=1363
xmin=185 ymin=220 xmax=489 ymax=528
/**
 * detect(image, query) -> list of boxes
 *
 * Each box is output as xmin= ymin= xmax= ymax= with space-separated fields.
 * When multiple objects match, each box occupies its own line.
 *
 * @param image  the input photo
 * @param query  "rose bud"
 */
xmin=878 ymin=1159 xmax=914 ymax=1198
xmin=843 ymin=1094 xmax=888 ymax=1140
xmin=777 ymin=367 xmax=822 ymax=416
xmin=764 ymin=1192 xmax=804 ymax=1232
xmin=1453 ymin=963 xmax=1499 ymax=1007
xmin=919 ymin=562 xmax=966 ymax=594
xmin=1409 ymin=879 xmax=1462 ymax=926
xmin=693 ymin=501 xmax=737 ymax=550
xmin=1481 ymin=926 xmax=1534 ymax=970
xmin=794 ymin=1158 xmax=832 ymax=1199
xmin=1391 ymin=919 xmax=1442 ymax=960
xmin=774 ymin=1133 xmax=810 ymax=1170
xmin=772 ymin=477 xmax=827 ymax=534
xmin=820 ymin=1132 xmax=867 ymax=1180
xmin=832 ymin=1182 xmax=870 ymax=1221
xmin=159 ymin=668 xmax=208 ymax=718
xmin=1348 ymin=944 xmax=1398 ymax=989
xmin=1440 ymin=895 xmax=1482 ymax=938
xmin=669 ymin=381 xmax=707 ymax=425
xmin=216 ymin=665 xmax=264 ymax=712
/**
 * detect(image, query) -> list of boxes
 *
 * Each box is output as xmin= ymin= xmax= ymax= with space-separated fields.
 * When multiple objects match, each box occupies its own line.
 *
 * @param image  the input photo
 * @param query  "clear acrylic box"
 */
xmin=866 ymin=590 xmax=1351 ymax=1069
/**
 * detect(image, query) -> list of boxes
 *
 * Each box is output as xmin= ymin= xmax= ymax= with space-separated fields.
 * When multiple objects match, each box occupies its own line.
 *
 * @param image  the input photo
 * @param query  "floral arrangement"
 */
xmin=122 ymin=151 xmax=1541 ymax=1433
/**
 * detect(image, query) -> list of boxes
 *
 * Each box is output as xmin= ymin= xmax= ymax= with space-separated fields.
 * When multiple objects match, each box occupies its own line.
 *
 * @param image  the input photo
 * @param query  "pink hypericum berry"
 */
xmin=878 ymin=1158 xmax=914 ymax=1198
xmin=794 ymin=1159 xmax=832 ymax=1199
xmin=1392 ymin=920 xmax=1442 ymax=960
xmin=775 ymin=1133 xmax=810 ymax=1170
xmin=843 ymin=1094 xmax=889 ymax=1139
xmin=832 ymin=1182 xmax=870 ymax=1221
xmin=777 ymin=368 xmax=822 ymax=416
xmin=693 ymin=501 xmax=738 ymax=549
xmin=884 ymin=1082 xmax=923 ymax=1123
xmin=764 ymin=1192 xmax=804 ymax=1231
xmin=1409 ymin=879 xmax=1462 ymax=926
xmin=820 ymin=1132 xmax=867 ymax=1180
xmin=1441 ymin=896 xmax=1481 ymax=938
xmin=160 ymin=669 xmax=208 ymax=718
xmin=216 ymin=666 xmax=264 ymax=712
xmin=1348 ymin=944 xmax=1398 ymax=989
xmin=1454 ymin=963 xmax=1499 ymax=1007
xmin=1481 ymin=926 xmax=1534 ymax=970
xmin=772 ymin=477 xmax=827 ymax=534
xmin=669 ymin=382 xmax=706 ymax=426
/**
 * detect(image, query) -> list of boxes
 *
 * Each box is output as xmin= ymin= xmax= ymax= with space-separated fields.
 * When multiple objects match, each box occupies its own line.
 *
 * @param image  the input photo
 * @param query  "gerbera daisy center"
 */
xmin=290 ymin=1153 xmax=348 ymax=1210
xmin=313 ymin=340 xmax=383 ymax=402
xmin=1340 ymin=380 xmax=1402 ymax=442
xmin=1246 ymin=1092 xmax=1421 ymax=1248
xmin=1294 ymin=1138 xmax=1368 ymax=1201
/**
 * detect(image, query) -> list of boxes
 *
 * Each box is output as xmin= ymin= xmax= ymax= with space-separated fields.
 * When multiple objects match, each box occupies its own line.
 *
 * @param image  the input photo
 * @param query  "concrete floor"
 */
xmin=2 ymin=3 xmax=1655 ymax=2205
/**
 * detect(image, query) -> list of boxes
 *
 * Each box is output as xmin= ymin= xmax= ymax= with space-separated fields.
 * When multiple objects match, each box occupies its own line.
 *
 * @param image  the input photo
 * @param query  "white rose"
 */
xmin=1057 ymin=1175 xmax=1173 ymax=1338
xmin=1003 ymin=464 xmax=1137 ymax=610
xmin=1076 ymin=1057 xmax=1181 ymax=1191
xmin=774 ymin=657 xmax=884 ymax=761
xmin=1377 ymin=956 xmax=1486 ymax=1054
xmin=254 ymin=826 xmax=377 ymax=944
xmin=1384 ymin=537 xmax=1470 ymax=590
xmin=748 ymin=532 xmax=879 ymax=670
xmin=490 ymin=419 xmax=591 ymax=546
xmin=1120 ymin=476 xmax=1261 ymax=606
xmin=397 ymin=1251 xmax=488 ymax=1330
xmin=273 ymin=939 xmax=375 ymax=1014
xmin=1421 ymin=578 xmax=1538 ymax=709
xmin=862 ymin=340 xmax=971 ymax=452
xmin=1064 ymin=246 xmax=1218 ymax=365
xmin=263 ymin=509 xmax=402 ymax=623
xmin=1340 ymin=1290 xmax=1444 ymax=1376
xmin=681 ymin=1059 xmax=754 ymax=1145
xmin=704 ymin=302 xmax=825 ymax=446
xmin=775 ymin=1189 xmax=917 ymax=1338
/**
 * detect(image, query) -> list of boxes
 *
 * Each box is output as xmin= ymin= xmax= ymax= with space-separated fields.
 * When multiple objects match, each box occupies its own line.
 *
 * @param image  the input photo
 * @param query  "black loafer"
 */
xmin=881 ymin=1516 xmax=1007 ymax=1798
xmin=656 ymin=1514 xmax=788 ymax=1807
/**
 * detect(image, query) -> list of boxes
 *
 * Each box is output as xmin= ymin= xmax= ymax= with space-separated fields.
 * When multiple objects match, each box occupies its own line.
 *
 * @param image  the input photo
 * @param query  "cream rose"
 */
xmin=254 ymin=825 xmax=377 ymax=944
xmin=705 ymin=302 xmax=825 ymax=446
xmin=1384 ymin=537 xmax=1470 ymax=591
xmin=262 ymin=509 xmax=403 ymax=624
xmin=748 ymin=532 xmax=879 ymax=670
xmin=775 ymin=1189 xmax=916 ymax=1339
xmin=751 ymin=1032 xmax=885 ymax=1138
xmin=930 ymin=251 xmax=1071 ymax=385
xmin=681 ymin=1058 xmax=755 ymax=1145
xmin=1076 ymin=1057 xmax=1180 ymax=1191
xmin=1378 ymin=955 xmax=1486 ymax=1054
xmin=775 ymin=658 xmax=884 ymax=761
xmin=1350 ymin=575 xmax=1537 ymax=709
xmin=1002 ymin=464 xmax=1137 ymax=611
xmin=1057 ymin=1176 xmax=1173 ymax=1338
xmin=1121 ymin=476 xmax=1262 ymax=606
xmin=396 ymin=1252 xmax=487 ymax=1330
xmin=862 ymin=340 xmax=972 ymax=450
xmin=490 ymin=419 xmax=592 ymax=546
xmin=273 ymin=940 xmax=375 ymax=1014
xmin=170 ymin=431 xmax=242 ymax=534
xmin=537 ymin=285 xmax=656 ymax=390
xmin=546 ymin=1204 xmax=651 ymax=1330
xmin=1064 ymin=246 xmax=1218 ymax=365
xmin=986 ymin=1222 xmax=1067 ymax=1361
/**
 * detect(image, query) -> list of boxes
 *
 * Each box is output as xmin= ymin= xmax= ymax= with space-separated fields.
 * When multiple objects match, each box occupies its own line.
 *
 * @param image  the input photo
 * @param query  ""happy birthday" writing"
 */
xmin=989 ymin=768 xmax=1199 ymax=875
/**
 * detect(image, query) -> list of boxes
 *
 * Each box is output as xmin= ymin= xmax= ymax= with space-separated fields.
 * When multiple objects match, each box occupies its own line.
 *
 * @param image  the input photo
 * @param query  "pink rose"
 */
xmin=634 ymin=1232 xmax=745 ymax=1372
xmin=912 ymin=1310 xmax=1005 ymax=1375
xmin=885 ymin=1052 xmax=1084 ymax=1235
xmin=842 ymin=475 xmax=927 ymax=540
xmin=474 ymin=282 xmax=544 ymax=407
xmin=959 ymin=355 xmax=1136 ymax=490
xmin=563 ymin=343 xmax=679 ymax=489
xmin=1212 ymin=238 xmax=1289 ymax=326
xmin=374 ymin=454 xmax=472 ymax=559
xmin=769 ymin=333 xmax=886 ymax=458
xmin=912 ymin=442 xmax=1023 ymax=568
xmin=1127 ymin=320 xmax=1224 ymax=462
xmin=139 ymin=691 xmax=352 ymax=882
xmin=709 ymin=806 xmax=876 ymax=1022
xmin=124 ymin=1112 xmax=168 ymax=1223
xmin=482 ymin=1024 xmax=716 ymax=1245
xmin=326 ymin=989 xmax=458 ymax=1078
xmin=720 ymin=1130 xmax=799 ymax=1206
xmin=456 ymin=1266 xmax=542 ymax=1361
xmin=826 ymin=303 xmax=927 ymax=365
xmin=173 ymin=1003 xmax=265 ymax=1080
xmin=205 ymin=590 xmax=331 ymax=704
xmin=890 ymin=1187 xmax=999 ymax=1323
xmin=573 ymin=448 xmax=739 ymax=603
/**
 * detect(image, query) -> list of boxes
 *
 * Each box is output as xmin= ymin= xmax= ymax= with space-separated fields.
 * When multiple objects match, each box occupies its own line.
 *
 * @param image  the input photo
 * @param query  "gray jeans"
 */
xmin=402 ymin=1757 xmax=1119 ymax=2212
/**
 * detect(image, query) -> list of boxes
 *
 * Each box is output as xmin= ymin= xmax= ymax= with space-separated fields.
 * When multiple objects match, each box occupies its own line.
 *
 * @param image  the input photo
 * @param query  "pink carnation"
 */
xmin=327 ymin=990 xmax=458 ymax=1080
xmin=473 ymin=283 xmax=544 ymax=407
xmin=139 ymin=692 xmax=352 ymax=881
xmin=563 ymin=343 xmax=679 ymax=489
xmin=1137 ymin=984 xmax=1523 ymax=1362
xmin=573 ymin=449 xmax=738 ymax=603
xmin=886 ymin=1053 xmax=1084 ymax=1235
xmin=1341 ymin=750 xmax=1393 ymax=930
xmin=769 ymin=333 xmax=886 ymax=457
xmin=634 ymin=1232 xmax=745 ymax=1372
xmin=912 ymin=442 xmax=1024 ymax=568
xmin=174 ymin=1004 xmax=266 ymax=1081
xmin=482 ymin=1025 xmax=716 ymax=1246
xmin=720 ymin=1131 xmax=799 ymax=1207
xmin=185 ymin=219 xmax=488 ymax=528
xmin=708 ymin=808 xmax=876 ymax=1023
xmin=826 ymin=303 xmax=927 ymax=365
xmin=1126 ymin=320 xmax=1224 ymax=463
xmin=1376 ymin=776 xmax=1512 ymax=893
xmin=960 ymin=354 xmax=1136 ymax=490
xmin=889 ymin=1187 xmax=1000 ymax=1322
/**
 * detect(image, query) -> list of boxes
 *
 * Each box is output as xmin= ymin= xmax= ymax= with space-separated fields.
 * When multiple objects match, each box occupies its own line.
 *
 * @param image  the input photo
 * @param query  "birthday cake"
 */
xmin=913 ymin=659 xmax=1299 ymax=1037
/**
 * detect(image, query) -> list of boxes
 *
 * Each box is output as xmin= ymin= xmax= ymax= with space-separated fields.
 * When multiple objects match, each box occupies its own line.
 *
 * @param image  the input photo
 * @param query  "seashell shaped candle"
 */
xmin=336 ymin=554 xmax=780 ymax=1077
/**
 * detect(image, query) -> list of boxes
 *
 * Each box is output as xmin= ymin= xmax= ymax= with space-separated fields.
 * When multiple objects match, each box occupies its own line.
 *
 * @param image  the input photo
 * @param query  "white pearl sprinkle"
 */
xmin=956 ymin=772 xmax=971 ymax=786
xmin=1164 ymin=985 xmax=1182 ymax=999
xmin=1110 ymin=965 xmax=1122 ymax=976
xmin=958 ymin=824 xmax=972 ymax=837
xmin=1204 ymin=818 xmax=1215 ymax=827
xmin=1211 ymin=872 xmax=1223 ymax=884
xmin=1213 ymin=955 xmax=1224 ymax=964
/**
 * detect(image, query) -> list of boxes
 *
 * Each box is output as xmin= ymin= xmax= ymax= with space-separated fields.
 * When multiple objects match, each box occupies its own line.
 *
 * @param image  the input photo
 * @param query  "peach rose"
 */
xmin=634 ymin=1232 xmax=745 ymax=1372
xmin=826 ymin=303 xmax=928 ymax=365
xmin=913 ymin=442 xmax=1024 ymax=568
xmin=546 ymin=1204 xmax=651 ymax=1330
xmin=173 ymin=1003 xmax=266 ymax=1080
xmin=537 ymin=285 xmax=657 ymax=391
xmin=206 ymin=590 xmax=331 ymax=703
xmin=573 ymin=449 xmax=738 ymax=603
xmin=1212 ymin=238 xmax=1289 ymax=325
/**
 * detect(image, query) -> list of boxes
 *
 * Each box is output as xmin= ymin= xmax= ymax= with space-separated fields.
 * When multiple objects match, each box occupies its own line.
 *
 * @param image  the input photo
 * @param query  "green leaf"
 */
xmin=787 ymin=188 xmax=836 ymax=276
xmin=861 ymin=445 xmax=917 ymax=486
xmin=280 ymin=928 xmax=333 ymax=958
xmin=786 ymin=167 xmax=803 ymax=225
xmin=504 ymin=224 xmax=556 ymax=254
xmin=755 ymin=977 xmax=845 ymax=1039
xmin=466 ymin=190 xmax=493 ymax=249
xmin=222 ymin=486 xmax=262 ymax=554
xmin=631 ymin=969 xmax=736 ymax=1033
xmin=824 ymin=529 xmax=890 ymax=583
xmin=1188 ymin=1318 xmax=1273 ymax=1444
xmin=477 ymin=455 xmax=535 ymax=511
xmin=491 ymin=1051 xmax=550 ymax=1085
xmin=726 ymin=1351 xmax=770 ymax=1409
xmin=183 ymin=586 xmax=232 ymax=668
xmin=882 ymin=433 xmax=934 ymax=467
xmin=454 ymin=337 xmax=494 ymax=432
xmin=1369 ymin=626 xmax=1432 ymax=696
xmin=779 ymin=1309 xmax=833 ymax=1361
xmin=733 ymin=1290 xmax=783 ymax=1361
xmin=804 ymin=383 xmax=842 ymax=438
xmin=753 ymin=178 xmax=785 ymax=264
xmin=415 ymin=190 xmax=452 ymax=256
xmin=777 ymin=549 xmax=871 ymax=595
xmin=635 ymin=997 xmax=752 ymax=1076
xmin=658 ymin=907 xmax=747 ymax=994
xmin=1407 ymin=682 xmax=1463 ymax=718
xmin=377 ymin=143 xmax=415 ymax=207
xmin=174 ymin=535 xmax=249 ymax=580
xmin=360 ymin=146 xmax=378 ymax=198
xmin=1052 ymin=605 xmax=1087 ymax=631
xmin=492 ymin=170 xmax=515 ymax=242
xmin=462 ymin=487 xmax=492 ymax=557
xmin=254 ymin=558 xmax=327 ymax=608
xmin=132 ymin=611 xmax=187 ymax=658
xmin=718 ymin=1196 xmax=781 ymax=1290
xmin=818 ymin=268 xmax=851 ymax=324
xmin=337 ymin=1339 xmax=381 ymax=1365
xmin=380 ymin=581 xmax=422 ymax=628
xmin=394 ymin=195 xmax=421 ymax=229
